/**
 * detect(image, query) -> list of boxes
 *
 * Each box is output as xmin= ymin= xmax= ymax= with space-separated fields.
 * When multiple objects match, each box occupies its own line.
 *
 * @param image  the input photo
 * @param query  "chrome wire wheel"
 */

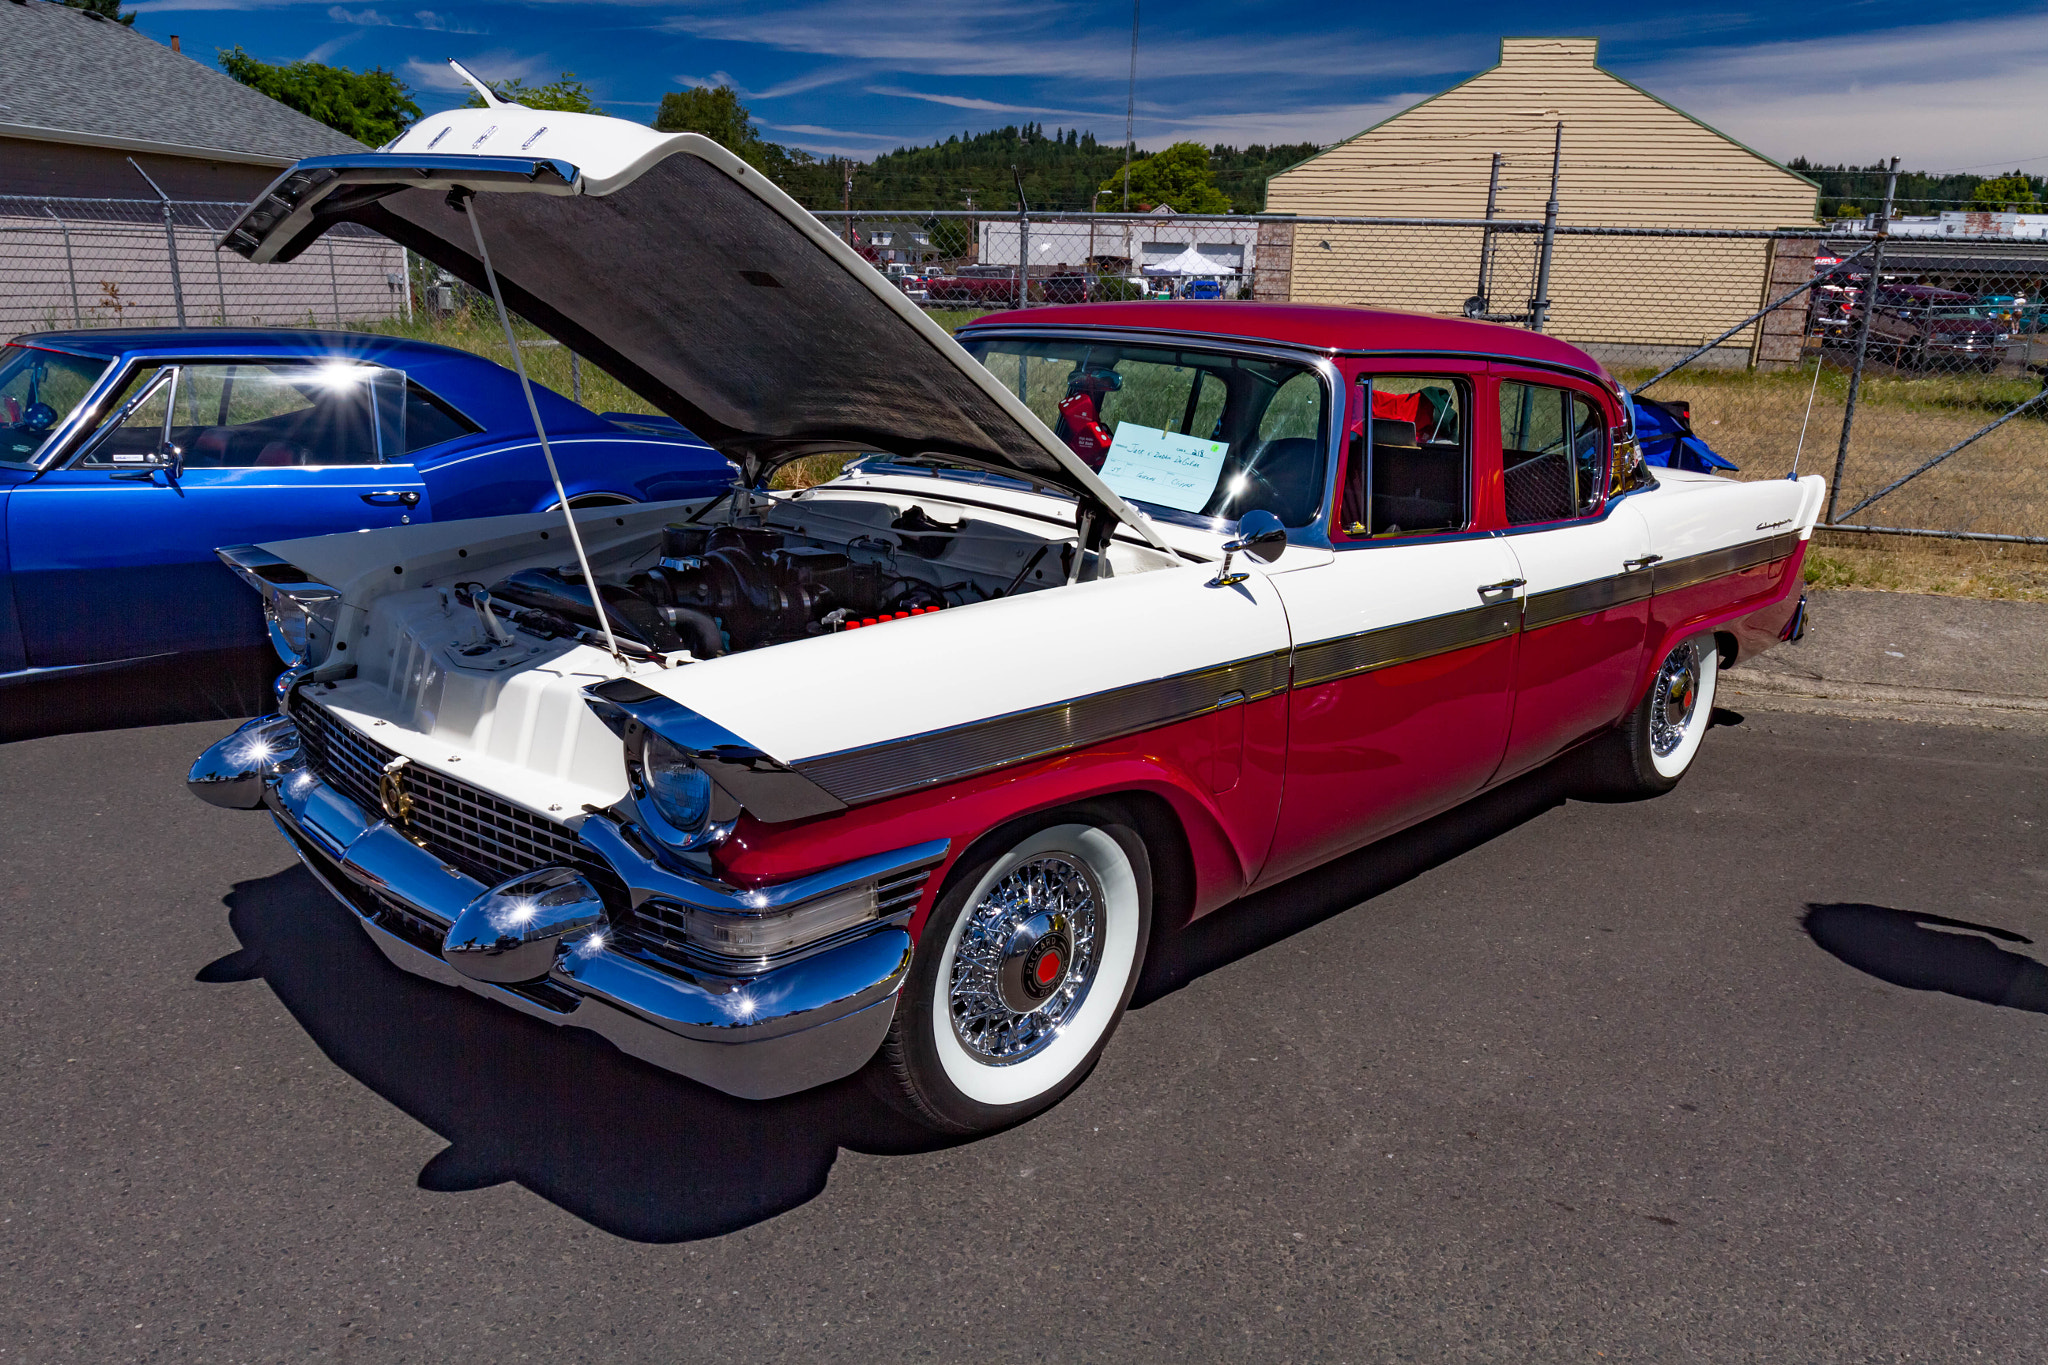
xmin=947 ymin=854 xmax=1102 ymax=1063
xmin=1649 ymin=640 xmax=1703 ymax=759
xmin=909 ymin=821 xmax=1148 ymax=1118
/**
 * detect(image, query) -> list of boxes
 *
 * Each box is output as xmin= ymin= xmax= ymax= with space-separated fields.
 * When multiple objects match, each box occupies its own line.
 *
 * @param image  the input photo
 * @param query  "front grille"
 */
xmin=293 ymin=697 xmax=585 ymax=887
xmin=620 ymin=864 xmax=936 ymax=974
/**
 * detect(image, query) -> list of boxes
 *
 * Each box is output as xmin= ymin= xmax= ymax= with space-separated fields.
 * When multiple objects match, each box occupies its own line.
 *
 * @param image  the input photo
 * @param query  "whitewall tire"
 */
xmin=871 ymin=812 xmax=1152 ymax=1133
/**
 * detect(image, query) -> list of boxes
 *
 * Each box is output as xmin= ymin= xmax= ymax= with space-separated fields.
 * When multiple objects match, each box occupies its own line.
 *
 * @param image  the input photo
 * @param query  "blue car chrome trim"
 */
xmin=257 ymin=739 xmax=932 ymax=1100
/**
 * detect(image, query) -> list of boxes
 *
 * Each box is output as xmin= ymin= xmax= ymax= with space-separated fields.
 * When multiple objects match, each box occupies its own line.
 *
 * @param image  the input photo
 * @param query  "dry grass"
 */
xmin=1803 ymin=531 xmax=2048 ymax=602
xmin=1616 ymin=359 xmax=2048 ymax=543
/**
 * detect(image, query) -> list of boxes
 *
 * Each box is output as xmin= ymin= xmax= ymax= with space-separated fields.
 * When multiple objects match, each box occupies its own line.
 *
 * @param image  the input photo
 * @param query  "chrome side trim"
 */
xmin=794 ymin=649 xmax=1293 ymax=805
xmin=1653 ymin=532 xmax=1802 ymax=595
xmin=1523 ymin=568 xmax=1655 ymax=631
xmin=1292 ymin=602 xmax=1519 ymax=689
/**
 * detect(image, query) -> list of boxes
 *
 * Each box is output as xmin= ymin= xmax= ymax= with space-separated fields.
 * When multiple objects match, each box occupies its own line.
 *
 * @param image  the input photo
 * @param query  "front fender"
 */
xmin=715 ymin=710 xmax=1274 ymax=940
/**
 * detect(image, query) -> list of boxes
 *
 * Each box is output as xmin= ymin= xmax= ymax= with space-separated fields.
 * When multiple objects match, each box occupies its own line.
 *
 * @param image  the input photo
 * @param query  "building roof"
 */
xmin=1268 ymin=37 xmax=1817 ymax=230
xmin=0 ymin=0 xmax=366 ymax=167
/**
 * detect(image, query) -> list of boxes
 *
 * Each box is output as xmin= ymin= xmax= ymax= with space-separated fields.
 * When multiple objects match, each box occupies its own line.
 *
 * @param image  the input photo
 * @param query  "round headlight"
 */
xmin=642 ymin=734 xmax=713 ymax=833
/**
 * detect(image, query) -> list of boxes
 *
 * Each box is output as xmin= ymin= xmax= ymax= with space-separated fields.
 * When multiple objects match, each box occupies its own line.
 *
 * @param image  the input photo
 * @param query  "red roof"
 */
xmin=959 ymin=302 xmax=1612 ymax=382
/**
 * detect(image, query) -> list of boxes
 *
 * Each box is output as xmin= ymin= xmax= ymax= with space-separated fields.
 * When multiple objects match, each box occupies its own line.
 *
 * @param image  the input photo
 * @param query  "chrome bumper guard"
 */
xmin=190 ymin=719 xmax=942 ymax=1100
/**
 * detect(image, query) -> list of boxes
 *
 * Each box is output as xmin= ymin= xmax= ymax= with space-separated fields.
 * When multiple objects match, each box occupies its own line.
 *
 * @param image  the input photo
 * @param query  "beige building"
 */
xmin=1263 ymin=38 xmax=1820 ymax=369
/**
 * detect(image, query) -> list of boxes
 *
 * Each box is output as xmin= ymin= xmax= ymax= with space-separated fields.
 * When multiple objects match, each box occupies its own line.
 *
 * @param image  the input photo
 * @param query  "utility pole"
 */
xmin=1122 ymin=0 xmax=1139 ymax=210
xmin=1829 ymin=156 xmax=1899 ymax=523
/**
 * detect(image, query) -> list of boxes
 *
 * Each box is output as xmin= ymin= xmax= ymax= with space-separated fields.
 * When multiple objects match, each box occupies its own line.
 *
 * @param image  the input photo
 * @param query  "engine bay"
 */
xmin=443 ymin=487 xmax=1125 ymax=665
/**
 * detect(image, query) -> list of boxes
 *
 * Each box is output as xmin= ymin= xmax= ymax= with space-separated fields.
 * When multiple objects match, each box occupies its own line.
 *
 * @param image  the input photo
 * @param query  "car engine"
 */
xmin=464 ymin=501 xmax=1060 ymax=661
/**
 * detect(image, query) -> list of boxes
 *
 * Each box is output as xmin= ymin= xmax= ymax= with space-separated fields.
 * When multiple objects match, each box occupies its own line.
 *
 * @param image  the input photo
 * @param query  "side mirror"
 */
xmin=161 ymin=441 xmax=183 ymax=482
xmin=1231 ymin=509 xmax=1288 ymax=564
xmin=1209 ymin=509 xmax=1287 ymax=587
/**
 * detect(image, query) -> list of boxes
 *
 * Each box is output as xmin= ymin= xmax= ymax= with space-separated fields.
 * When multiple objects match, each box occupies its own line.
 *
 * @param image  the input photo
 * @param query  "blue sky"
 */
xmin=124 ymin=0 xmax=2048 ymax=171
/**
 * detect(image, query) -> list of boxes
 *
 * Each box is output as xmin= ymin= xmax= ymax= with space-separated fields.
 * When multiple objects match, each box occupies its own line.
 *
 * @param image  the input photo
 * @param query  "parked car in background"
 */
xmin=1869 ymin=285 xmax=2011 ymax=370
xmin=191 ymin=104 xmax=1825 ymax=1137
xmin=0 ymin=330 xmax=734 ymax=684
xmin=927 ymin=266 xmax=1025 ymax=306
xmin=882 ymin=263 xmax=933 ymax=300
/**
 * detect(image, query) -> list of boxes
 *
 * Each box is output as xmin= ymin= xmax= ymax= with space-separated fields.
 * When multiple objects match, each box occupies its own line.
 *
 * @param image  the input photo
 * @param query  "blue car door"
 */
xmin=6 ymin=359 xmax=430 ymax=667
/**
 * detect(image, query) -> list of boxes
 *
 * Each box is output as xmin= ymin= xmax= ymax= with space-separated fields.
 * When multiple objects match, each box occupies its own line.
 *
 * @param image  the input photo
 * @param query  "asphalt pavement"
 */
xmin=5 ymin=701 xmax=2047 ymax=1362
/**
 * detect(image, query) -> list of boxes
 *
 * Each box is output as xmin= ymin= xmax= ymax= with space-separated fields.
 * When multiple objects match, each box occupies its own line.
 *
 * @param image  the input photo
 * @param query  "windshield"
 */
xmin=0 ymin=345 xmax=109 ymax=468
xmin=960 ymin=336 xmax=1331 ymax=528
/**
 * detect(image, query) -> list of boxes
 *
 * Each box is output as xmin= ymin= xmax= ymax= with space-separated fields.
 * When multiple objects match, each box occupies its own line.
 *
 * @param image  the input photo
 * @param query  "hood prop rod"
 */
xmin=456 ymin=189 xmax=630 ymax=669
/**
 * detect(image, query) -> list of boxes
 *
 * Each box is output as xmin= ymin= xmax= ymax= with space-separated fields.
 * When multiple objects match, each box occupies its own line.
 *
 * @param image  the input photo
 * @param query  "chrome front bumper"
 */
xmin=193 ymin=720 xmax=936 ymax=1100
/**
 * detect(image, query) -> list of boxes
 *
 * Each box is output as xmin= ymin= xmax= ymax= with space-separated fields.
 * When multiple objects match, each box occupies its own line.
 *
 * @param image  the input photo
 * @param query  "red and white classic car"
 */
xmin=189 ymin=98 xmax=1825 ymax=1134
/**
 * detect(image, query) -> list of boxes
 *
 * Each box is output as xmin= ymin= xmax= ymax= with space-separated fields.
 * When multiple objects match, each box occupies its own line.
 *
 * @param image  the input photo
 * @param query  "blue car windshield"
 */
xmin=0 ymin=345 xmax=109 ymax=468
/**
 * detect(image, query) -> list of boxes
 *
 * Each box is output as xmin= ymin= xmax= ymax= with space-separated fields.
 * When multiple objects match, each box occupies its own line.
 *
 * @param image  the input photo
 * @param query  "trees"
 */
xmin=652 ymin=84 xmax=836 ymax=201
xmin=1100 ymin=142 xmax=1231 ymax=214
xmin=63 ymin=0 xmax=133 ymax=25
xmin=1972 ymin=174 xmax=2040 ymax=213
xmin=217 ymin=48 xmax=419 ymax=146
xmin=465 ymin=73 xmax=603 ymax=115
xmin=654 ymin=85 xmax=761 ymax=154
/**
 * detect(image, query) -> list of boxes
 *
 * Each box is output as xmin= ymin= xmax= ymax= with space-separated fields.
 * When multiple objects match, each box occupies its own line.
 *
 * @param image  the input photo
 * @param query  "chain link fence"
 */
xmin=0 ymin=197 xmax=409 ymax=330
xmin=3 ymin=193 xmax=2042 ymax=547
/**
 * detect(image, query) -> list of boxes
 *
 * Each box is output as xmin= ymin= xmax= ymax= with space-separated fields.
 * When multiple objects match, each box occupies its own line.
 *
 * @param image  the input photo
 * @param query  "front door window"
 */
xmin=77 ymin=362 xmax=411 ymax=469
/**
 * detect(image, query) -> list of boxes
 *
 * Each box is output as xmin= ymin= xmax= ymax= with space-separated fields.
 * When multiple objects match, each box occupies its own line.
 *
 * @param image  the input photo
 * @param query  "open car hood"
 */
xmin=218 ymin=105 xmax=1169 ymax=551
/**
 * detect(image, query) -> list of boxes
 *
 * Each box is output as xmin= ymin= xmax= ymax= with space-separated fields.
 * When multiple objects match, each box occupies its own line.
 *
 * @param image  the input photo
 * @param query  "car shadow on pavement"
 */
xmin=1135 ymin=758 xmax=1579 ymax=1006
xmin=1 ymin=647 xmax=277 ymax=744
xmin=203 ymin=865 xmax=965 ymax=1244
xmin=198 ymin=752 xmax=1599 ymax=1244
xmin=1803 ymin=903 xmax=2048 ymax=1013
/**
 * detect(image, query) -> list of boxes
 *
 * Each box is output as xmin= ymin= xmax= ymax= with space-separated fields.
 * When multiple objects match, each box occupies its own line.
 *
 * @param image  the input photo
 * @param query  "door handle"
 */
xmin=1476 ymin=578 xmax=1526 ymax=596
xmin=1623 ymin=554 xmax=1663 ymax=572
xmin=361 ymin=490 xmax=421 ymax=507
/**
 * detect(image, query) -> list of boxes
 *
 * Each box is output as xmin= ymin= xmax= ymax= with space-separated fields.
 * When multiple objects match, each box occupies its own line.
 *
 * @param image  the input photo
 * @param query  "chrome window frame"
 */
xmin=56 ymin=355 xmax=404 ymax=472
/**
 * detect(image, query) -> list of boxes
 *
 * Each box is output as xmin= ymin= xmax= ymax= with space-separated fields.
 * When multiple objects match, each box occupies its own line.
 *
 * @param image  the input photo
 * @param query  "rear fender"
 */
xmin=1632 ymin=537 xmax=1809 ymax=704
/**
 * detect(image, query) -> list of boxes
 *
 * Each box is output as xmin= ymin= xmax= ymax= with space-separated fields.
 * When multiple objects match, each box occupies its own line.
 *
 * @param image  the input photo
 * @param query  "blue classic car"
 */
xmin=0 ymin=329 xmax=734 ymax=682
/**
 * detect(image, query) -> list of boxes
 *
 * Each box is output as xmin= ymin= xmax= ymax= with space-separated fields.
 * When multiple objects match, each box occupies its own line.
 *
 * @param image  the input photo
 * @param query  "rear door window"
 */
xmin=1499 ymin=380 xmax=1607 ymax=524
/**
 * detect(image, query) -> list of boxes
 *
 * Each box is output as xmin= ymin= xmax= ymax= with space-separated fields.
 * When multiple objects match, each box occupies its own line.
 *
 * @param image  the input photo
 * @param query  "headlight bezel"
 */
xmin=628 ymin=728 xmax=741 ymax=853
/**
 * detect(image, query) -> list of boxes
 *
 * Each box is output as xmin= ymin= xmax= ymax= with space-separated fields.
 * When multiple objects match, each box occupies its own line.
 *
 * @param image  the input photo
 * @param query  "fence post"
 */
xmin=211 ymin=218 xmax=228 ymax=324
xmin=1528 ymin=124 xmax=1561 ymax=333
xmin=1828 ymin=158 xmax=1898 ymax=523
xmin=326 ymin=238 xmax=343 ymax=326
xmin=1473 ymin=151 xmax=1502 ymax=313
xmin=44 ymin=207 xmax=82 ymax=327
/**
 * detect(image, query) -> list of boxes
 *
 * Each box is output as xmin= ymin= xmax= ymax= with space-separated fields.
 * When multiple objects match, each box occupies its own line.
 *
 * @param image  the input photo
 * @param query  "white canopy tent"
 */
xmin=1140 ymin=245 xmax=1234 ymax=276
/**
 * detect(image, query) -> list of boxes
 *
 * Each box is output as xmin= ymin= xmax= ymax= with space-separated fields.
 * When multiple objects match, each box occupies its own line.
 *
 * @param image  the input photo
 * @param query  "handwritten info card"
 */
xmin=1097 ymin=422 xmax=1228 ymax=514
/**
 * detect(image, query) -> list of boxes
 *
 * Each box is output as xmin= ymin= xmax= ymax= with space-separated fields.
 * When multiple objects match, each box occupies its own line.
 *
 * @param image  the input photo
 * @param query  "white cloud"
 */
xmin=326 ymin=6 xmax=482 ymax=32
xmin=302 ymin=32 xmax=359 ymax=61
xmin=657 ymin=0 xmax=1478 ymax=85
xmin=1622 ymin=13 xmax=2048 ymax=167
xmin=674 ymin=67 xmax=864 ymax=100
xmin=401 ymin=50 xmax=547 ymax=92
xmin=865 ymin=85 xmax=1101 ymax=118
